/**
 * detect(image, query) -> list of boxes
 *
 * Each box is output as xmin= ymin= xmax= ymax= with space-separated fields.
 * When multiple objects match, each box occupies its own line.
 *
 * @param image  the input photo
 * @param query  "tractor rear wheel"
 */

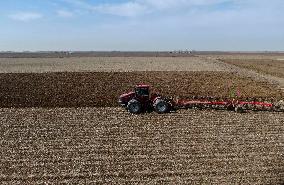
xmin=127 ymin=99 xmax=142 ymax=114
xmin=153 ymin=99 xmax=170 ymax=114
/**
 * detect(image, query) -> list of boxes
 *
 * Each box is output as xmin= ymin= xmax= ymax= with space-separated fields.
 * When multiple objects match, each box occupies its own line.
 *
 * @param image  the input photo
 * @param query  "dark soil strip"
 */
xmin=0 ymin=72 xmax=282 ymax=108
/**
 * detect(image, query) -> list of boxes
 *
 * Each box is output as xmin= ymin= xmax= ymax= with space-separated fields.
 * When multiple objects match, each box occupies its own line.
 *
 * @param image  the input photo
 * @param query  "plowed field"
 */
xmin=0 ymin=108 xmax=283 ymax=184
xmin=0 ymin=72 xmax=282 ymax=108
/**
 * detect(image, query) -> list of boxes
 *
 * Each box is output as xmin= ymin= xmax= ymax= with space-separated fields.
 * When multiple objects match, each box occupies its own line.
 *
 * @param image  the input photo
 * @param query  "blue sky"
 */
xmin=0 ymin=0 xmax=284 ymax=51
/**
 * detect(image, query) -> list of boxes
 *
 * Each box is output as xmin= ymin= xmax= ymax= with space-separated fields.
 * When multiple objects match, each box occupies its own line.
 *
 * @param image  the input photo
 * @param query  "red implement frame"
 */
xmin=174 ymin=98 xmax=279 ymax=112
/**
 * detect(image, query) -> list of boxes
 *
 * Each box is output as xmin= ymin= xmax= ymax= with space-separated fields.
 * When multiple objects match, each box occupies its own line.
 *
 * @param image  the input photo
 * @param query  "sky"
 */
xmin=0 ymin=0 xmax=284 ymax=51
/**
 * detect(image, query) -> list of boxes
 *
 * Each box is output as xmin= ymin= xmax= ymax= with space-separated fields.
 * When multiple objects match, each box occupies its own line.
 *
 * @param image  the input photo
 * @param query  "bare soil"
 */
xmin=0 ymin=72 xmax=282 ymax=108
xmin=0 ymin=107 xmax=283 ymax=184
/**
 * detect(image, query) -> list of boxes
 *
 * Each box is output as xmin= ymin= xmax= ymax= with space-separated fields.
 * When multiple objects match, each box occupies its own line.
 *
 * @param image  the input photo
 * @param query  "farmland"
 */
xmin=0 ymin=56 xmax=227 ymax=73
xmin=206 ymin=54 xmax=284 ymax=87
xmin=0 ymin=53 xmax=283 ymax=184
xmin=0 ymin=72 xmax=282 ymax=108
xmin=220 ymin=58 xmax=284 ymax=78
xmin=0 ymin=108 xmax=283 ymax=184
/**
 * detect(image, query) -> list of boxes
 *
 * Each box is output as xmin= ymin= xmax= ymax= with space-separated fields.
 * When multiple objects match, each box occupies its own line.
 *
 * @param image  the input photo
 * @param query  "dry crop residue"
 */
xmin=0 ymin=108 xmax=283 ymax=184
xmin=221 ymin=59 xmax=284 ymax=79
xmin=0 ymin=57 xmax=229 ymax=73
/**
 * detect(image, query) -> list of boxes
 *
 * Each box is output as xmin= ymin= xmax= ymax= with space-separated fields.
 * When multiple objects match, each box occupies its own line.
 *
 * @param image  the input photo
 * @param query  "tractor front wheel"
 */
xmin=127 ymin=99 xmax=142 ymax=114
xmin=153 ymin=99 xmax=170 ymax=114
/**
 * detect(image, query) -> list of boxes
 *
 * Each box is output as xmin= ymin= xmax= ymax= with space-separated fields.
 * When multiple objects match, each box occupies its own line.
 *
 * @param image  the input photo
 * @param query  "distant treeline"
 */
xmin=0 ymin=51 xmax=283 ymax=58
xmin=0 ymin=51 xmax=194 ymax=58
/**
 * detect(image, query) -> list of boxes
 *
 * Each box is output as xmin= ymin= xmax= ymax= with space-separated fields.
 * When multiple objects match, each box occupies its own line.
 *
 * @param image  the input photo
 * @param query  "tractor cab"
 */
xmin=134 ymin=84 xmax=150 ymax=99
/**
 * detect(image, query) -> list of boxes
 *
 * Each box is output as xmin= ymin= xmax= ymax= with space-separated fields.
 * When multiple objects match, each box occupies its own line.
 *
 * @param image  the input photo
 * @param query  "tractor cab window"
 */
xmin=135 ymin=88 xmax=149 ymax=97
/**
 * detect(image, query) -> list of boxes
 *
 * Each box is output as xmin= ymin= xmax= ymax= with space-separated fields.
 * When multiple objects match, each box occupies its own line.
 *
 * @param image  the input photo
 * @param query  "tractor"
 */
xmin=118 ymin=84 xmax=172 ymax=114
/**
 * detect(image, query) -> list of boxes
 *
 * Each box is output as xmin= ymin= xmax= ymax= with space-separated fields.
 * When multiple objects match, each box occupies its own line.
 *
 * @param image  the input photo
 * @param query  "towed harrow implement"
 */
xmin=174 ymin=98 xmax=283 ymax=113
xmin=119 ymin=84 xmax=284 ymax=114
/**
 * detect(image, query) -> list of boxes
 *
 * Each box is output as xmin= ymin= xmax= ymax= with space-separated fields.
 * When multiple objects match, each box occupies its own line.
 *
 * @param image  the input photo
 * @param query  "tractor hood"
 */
xmin=119 ymin=91 xmax=135 ymax=99
xmin=119 ymin=91 xmax=135 ymax=106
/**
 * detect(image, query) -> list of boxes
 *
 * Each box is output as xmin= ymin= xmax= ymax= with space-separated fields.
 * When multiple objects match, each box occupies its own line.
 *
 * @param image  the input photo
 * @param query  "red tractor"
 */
xmin=118 ymin=84 xmax=172 ymax=114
